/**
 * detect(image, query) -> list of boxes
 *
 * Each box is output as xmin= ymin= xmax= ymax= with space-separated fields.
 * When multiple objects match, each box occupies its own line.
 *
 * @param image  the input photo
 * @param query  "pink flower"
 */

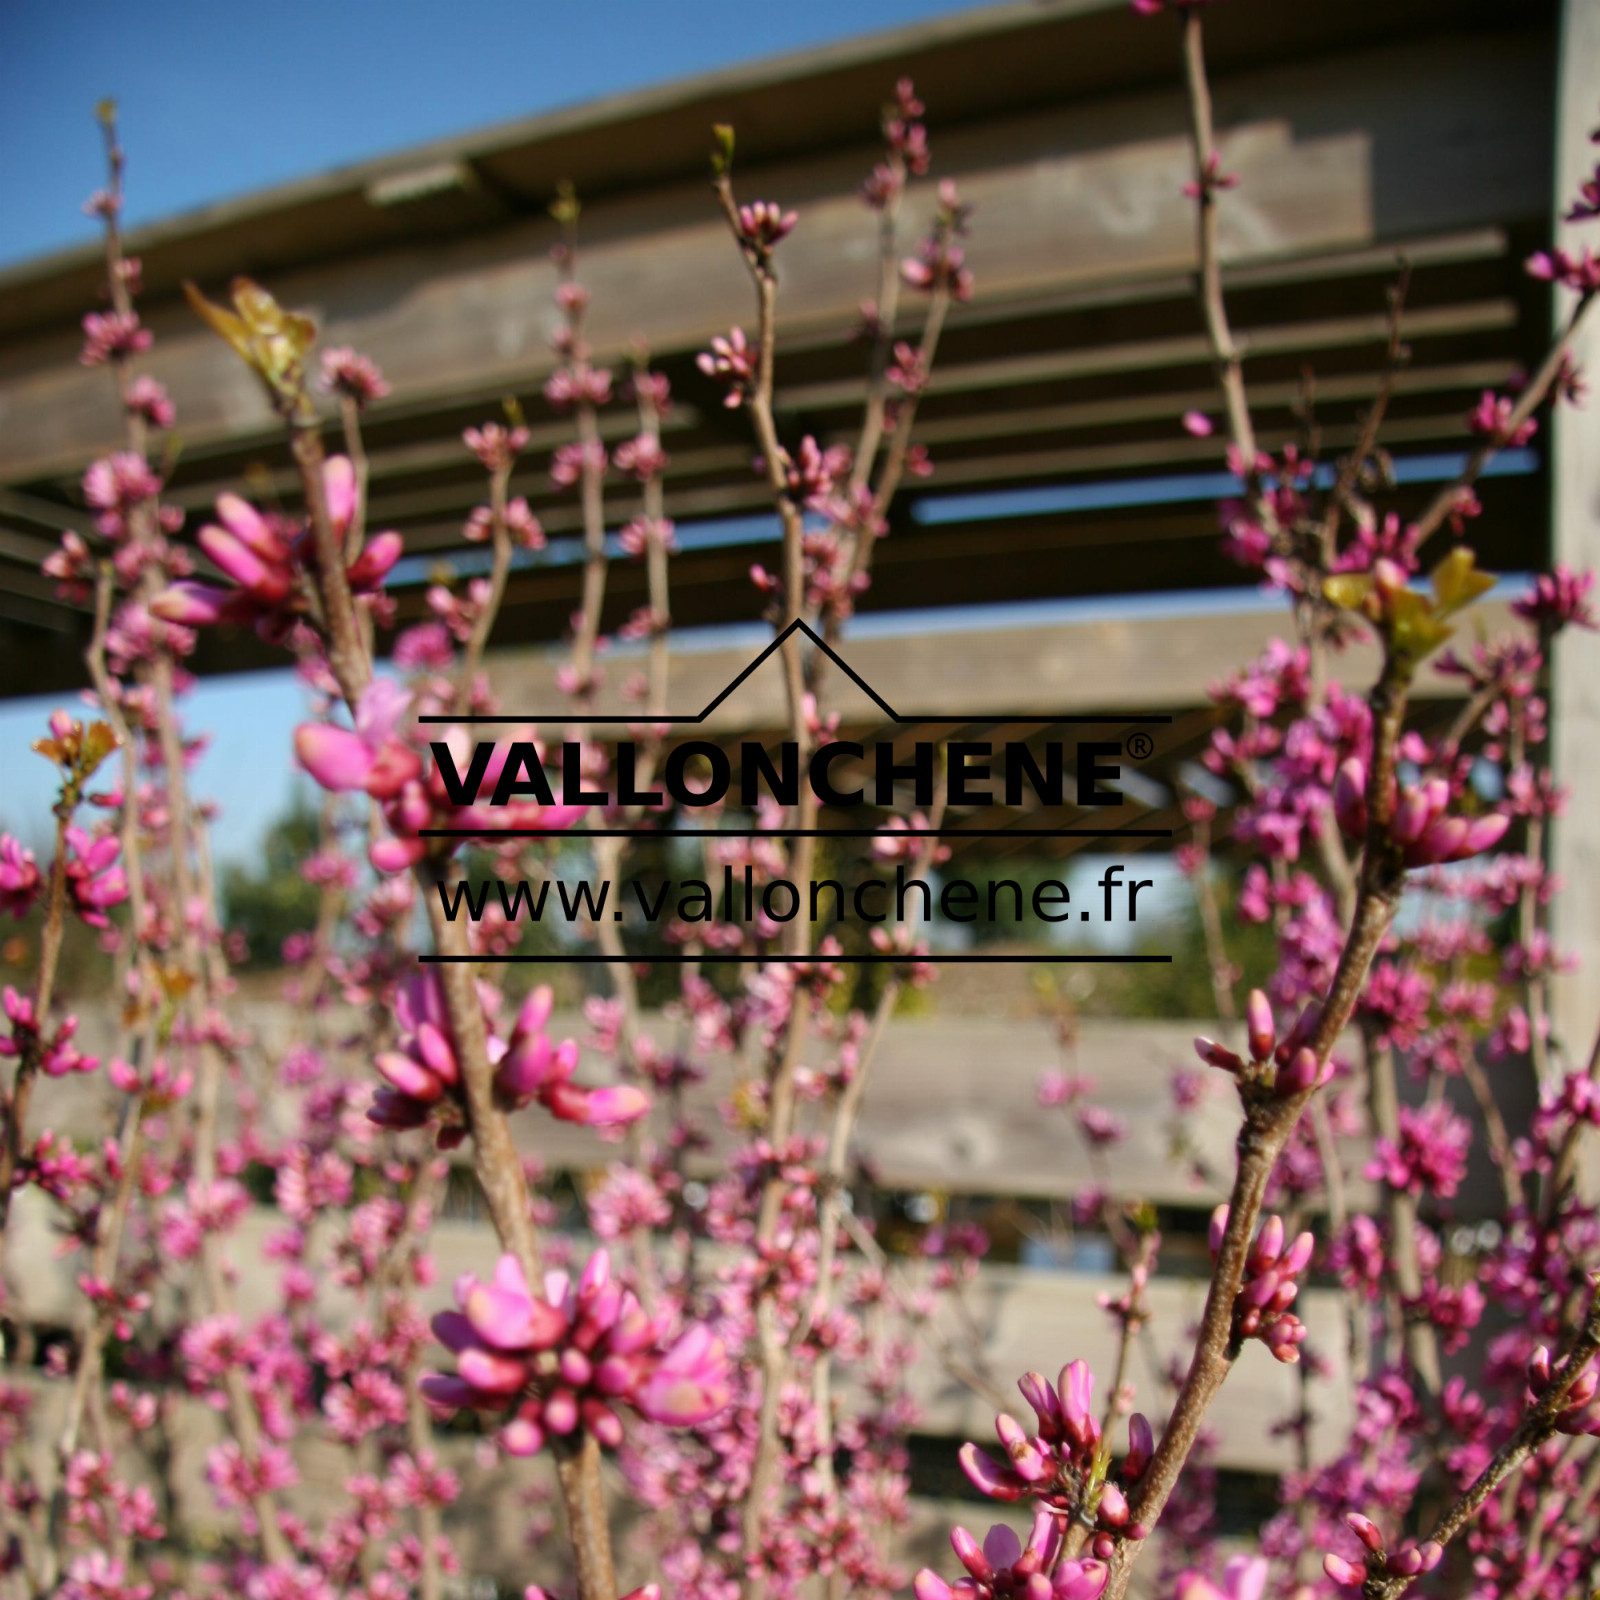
xmin=958 ymin=1362 xmax=1150 ymax=1557
xmin=1177 ymin=1556 xmax=1268 ymax=1600
xmin=736 ymin=199 xmax=798 ymax=254
xmin=62 ymin=827 xmax=128 ymax=927
xmin=463 ymin=422 xmax=529 ymax=473
xmin=914 ymin=1510 xmax=1108 ymax=1600
xmin=543 ymin=364 xmax=613 ymax=410
xmin=295 ymin=679 xmax=422 ymax=800
xmin=79 ymin=310 xmax=151 ymax=367
xmin=493 ymin=985 xmax=650 ymax=1128
xmin=1513 ymin=564 xmax=1597 ymax=632
xmin=1526 ymin=245 xmax=1600 ymax=292
xmin=319 ymin=346 xmax=390 ymax=407
xmin=1466 ymin=389 xmax=1537 ymax=447
xmin=125 ymin=375 xmax=175 ymax=428
xmin=152 ymin=457 xmax=402 ymax=633
xmin=1209 ymin=1207 xmax=1313 ymax=1362
xmin=698 ymin=327 xmax=756 ymax=407
xmin=1333 ymin=757 xmax=1510 ymax=866
xmin=0 ymin=835 xmax=42 ymax=918
xmin=1366 ymin=1102 xmax=1471 ymax=1199
xmin=82 ymin=452 xmax=161 ymax=539
xmin=422 ymin=1248 xmax=731 ymax=1452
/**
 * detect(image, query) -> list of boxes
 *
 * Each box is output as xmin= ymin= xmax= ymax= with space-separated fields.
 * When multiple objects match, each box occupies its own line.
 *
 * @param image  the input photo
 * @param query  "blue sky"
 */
xmin=0 ymin=0 xmax=984 ymax=270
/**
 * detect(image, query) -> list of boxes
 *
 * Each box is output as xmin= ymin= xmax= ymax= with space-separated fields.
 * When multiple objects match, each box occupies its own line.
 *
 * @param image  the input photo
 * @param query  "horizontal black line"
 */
xmin=417 ymin=714 xmax=1175 ymax=725
xmin=422 ymin=827 xmax=1171 ymax=838
xmin=418 ymin=954 xmax=1173 ymax=965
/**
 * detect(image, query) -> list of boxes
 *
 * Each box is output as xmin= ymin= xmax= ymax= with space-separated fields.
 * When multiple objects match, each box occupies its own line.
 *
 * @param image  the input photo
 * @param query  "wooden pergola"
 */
xmin=0 ymin=0 xmax=1594 ymax=1019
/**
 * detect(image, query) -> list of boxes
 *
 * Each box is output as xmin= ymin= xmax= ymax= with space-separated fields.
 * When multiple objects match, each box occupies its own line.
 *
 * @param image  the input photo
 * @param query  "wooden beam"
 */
xmin=487 ymin=598 xmax=1521 ymax=727
xmin=1548 ymin=0 xmax=1600 ymax=1070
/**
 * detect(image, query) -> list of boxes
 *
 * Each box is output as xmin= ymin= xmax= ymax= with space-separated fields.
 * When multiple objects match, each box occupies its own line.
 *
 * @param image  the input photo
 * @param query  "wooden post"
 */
xmin=1550 ymin=0 xmax=1600 ymax=1077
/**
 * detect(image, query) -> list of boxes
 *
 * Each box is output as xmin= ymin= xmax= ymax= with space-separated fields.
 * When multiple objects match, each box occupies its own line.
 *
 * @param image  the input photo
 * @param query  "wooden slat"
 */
xmin=3 ymin=1191 xmax=1350 ymax=1475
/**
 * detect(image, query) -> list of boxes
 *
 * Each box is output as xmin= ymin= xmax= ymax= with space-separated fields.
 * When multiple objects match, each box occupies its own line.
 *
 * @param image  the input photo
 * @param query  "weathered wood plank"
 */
xmin=4 ymin=1190 xmax=1350 ymax=1475
xmin=488 ymin=599 xmax=1519 ymax=726
xmin=1549 ymin=0 xmax=1600 ymax=1075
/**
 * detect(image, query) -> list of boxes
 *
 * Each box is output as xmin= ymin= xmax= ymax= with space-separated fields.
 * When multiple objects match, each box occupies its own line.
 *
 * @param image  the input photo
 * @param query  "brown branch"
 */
xmin=1104 ymin=650 xmax=1414 ymax=1600
xmin=1411 ymin=290 xmax=1596 ymax=553
xmin=1362 ymin=1281 xmax=1600 ymax=1600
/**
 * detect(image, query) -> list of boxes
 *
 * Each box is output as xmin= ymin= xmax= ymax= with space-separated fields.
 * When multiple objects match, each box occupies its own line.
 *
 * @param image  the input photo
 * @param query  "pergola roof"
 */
xmin=0 ymin=0 xmax=1560 ymax=696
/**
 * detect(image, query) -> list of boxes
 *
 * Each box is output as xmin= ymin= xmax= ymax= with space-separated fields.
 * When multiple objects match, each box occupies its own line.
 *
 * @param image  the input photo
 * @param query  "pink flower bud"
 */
xmin=295 ymin=724 xmax=376 ymax=793
xmin=198 ymin=524 xmax=289 ymax=599
xmin=1284 ymin=1231 xmax=1315 ymax=1277
xmin=581 ymin=1397 xmax=624 ymax=1448
xmin=414 ymin=1022 xmax=459 ymax=1086
xmin=347 ymin=530 xmax=403 ymax=590
xmin=1058 ymin=1359 xmax=1095 ymax=1447
xmin=1194 ymin=1036 xmax=1244 ymax=1073
xmin=951 ymin=1526 xmax=993 ymax=1581
xmin=1246 ymin=990 xmax=1275 ymax=1063
xmin=1053 ymin=1561 xmax=1109 ymax=1600
xmin=1124 ymin=1413 xmax=1153 ymax=1479
xmin=151 ymin=580 xmax=233 ymax=625
xmin=215 ymin=493 xmax=278 ymax=557
xmin=500 ymin=1410 xmax=546 ymax=1457
xmin=1347 ymin=1513 xmax=1384 ymax=1553
xmin=1323 ymin=1553 xmax=1364 ymax=1587
xmin=1250 ymin=1215 xmax=1285 ymax=1273
xmin=1276 ymin=1047 xmax=1324 ymax=1097
xmin=323 ymin=455 xmax=358 ymax=534
xmin=543 ymin=1081 xmax=651 ymax=1127
xmin=1097 ymin=1480 xmax=1129 ymax=1525
xmin=1209 ymin=1204 xmax=1230 ymax=1258
xmin=375 ymin=1051 xmax=443 ymax=1103
xmin=1528 ymin=1346 xmax=1552 ymax=1390
xmin=456 ymin=1346 xmax=529 ymax=1395
xmin=959 ymin=1442 xmax=1027 ymax=1501
xmin=1333 ymin=758 xmax=1367 ymax=838
xmin=1018 ymin=1371 xmax=1063 ymax=1436
xmin=543 ymin=1388 xmax=578 ymax=1434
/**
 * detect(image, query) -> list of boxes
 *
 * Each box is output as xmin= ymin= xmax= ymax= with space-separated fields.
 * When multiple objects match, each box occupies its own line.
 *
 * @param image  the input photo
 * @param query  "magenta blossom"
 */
xmin=318 ymin=345 xmax=390 ymax=407
xmin=1176 ymin=1556 xmax=1268 ymax=1600
xmin=152 ymin=456 xmax=401 ymax=636
xmin=1209 ymin=1207 xmax=1313 ymax=1362
xmin=0 ymin=834 xmax=42 ymax=918
xmin=1365 ymin=1102 xmax=1471 ymax=1200
xmin=959 ymin=1361 xmax=1151 ymax=1556
xmin=422 ymin=1247 xmax=731 ymax=1454
xmin=914 ymin=1510 xmax=1108 ymax=1600
xmin=1333 ymin=758 xmax=1509 ymax=866
xmin=1512 ymin=564 xmax=1597 ymax=632
xmin=62 ymin=827 xmax=129 ymax=927
xmin=369 ymin=975 xmax=647 ymax=1141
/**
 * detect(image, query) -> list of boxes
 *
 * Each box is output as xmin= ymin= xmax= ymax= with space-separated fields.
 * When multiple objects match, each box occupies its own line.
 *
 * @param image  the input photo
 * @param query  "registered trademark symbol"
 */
xmin=1126 ymin=732 xmax=1155 ymax=761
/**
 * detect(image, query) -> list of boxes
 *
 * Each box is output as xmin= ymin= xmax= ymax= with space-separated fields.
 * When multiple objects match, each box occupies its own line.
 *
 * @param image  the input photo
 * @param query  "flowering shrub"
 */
xmin=2 ymin=10 xmax=1600 ymax=1600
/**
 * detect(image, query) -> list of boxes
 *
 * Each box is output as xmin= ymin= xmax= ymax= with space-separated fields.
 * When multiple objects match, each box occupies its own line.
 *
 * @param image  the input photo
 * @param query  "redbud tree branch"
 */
xmin=1365 ymin=1281 xmax=1600 ymax=1600
xmin=1104 ymin=647 xmax=1415 ymax=1600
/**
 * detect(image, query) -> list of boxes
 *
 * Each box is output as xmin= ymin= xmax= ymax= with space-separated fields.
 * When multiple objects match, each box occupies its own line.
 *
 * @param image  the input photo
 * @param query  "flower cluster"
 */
xmin=422 ymin=1247 xmax=731 ymax=1455
xmin=153 ymin=456 xmax=401 ymax=637
xmin=959 ymin=1362 xmax=1151 ymax=1555
xmin=914 ymin=1512 xmax=1109 ymax=1600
